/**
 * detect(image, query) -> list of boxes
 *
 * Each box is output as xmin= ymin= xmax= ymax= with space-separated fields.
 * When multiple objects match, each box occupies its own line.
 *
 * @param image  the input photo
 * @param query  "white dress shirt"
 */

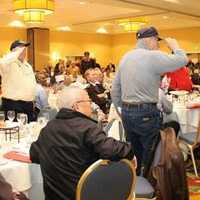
xmin=0 ymin=51 xmax=36 ymax=101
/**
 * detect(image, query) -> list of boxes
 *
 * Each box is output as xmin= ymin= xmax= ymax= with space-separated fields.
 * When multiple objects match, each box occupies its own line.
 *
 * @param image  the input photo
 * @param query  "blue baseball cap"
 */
xmin=136 ymin=27 xmax=162 ymax=41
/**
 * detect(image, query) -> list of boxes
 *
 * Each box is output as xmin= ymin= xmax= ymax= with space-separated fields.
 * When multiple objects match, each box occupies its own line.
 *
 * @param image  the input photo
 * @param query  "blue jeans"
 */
xmin=122 ymin=103 xmax=161 ymax=175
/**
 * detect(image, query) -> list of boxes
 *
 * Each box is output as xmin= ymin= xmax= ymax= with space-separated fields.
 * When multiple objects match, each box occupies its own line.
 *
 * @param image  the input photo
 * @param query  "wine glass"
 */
xmin=17 ymin=113 xmax=28 ymax=126
xmin=17 ymin=113 xmax=23 ymax=124
xmin=20 ymin=114 xmax=28 ymax=126
xmin=7 ymin=110 xmax=15 ymax=122
xmin=17 ymin=113 xmax=28 ymax=137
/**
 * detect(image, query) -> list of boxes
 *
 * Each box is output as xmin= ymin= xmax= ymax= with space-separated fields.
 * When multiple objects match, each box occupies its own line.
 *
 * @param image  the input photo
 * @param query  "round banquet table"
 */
xmin=0 ymin=125 xmax=44 ymax=200
xmin=173 ymin=103 xmax=200 ymax=127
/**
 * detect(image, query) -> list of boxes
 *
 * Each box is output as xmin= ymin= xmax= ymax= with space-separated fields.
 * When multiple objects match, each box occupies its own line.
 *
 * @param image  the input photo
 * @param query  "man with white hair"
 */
xmin=30 ymin=86 xmax=135 ymax=200
xmin=85 ymin=68 xmax=111 ymax=114
xmin=111 ymin=26 xmax=188 ymax=176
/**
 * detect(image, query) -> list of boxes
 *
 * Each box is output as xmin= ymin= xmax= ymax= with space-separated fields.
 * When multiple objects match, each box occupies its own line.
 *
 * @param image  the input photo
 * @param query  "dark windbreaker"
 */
xmin=30 ymin=108 xmax=134 ymax=200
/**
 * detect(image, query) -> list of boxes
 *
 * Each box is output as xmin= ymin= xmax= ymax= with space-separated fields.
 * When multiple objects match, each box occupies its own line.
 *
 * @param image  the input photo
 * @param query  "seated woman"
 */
xmin=158 ymin=88 xmax=180 ymax=136
xmin=165 ymin=66 xmax=192 ymax=92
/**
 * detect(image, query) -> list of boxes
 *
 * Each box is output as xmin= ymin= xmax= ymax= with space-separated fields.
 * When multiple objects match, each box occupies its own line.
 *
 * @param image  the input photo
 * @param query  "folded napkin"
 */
xmin=186 ymin=102 xmax=200 ymax=109
xmin=3 ymin=151 xmax=31 ymax=163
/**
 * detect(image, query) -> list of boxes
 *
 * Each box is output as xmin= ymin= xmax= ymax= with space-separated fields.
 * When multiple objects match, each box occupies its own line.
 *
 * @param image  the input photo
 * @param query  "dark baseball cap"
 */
xmin=10 ymin=40 xmax=30 ymax=51
xmin=136 ymin=27 xmax=162 ymax=41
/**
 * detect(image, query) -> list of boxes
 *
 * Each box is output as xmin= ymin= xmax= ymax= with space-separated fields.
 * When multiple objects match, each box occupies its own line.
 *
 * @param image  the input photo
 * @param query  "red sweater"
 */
xmin=165 ymin=67 xmax=192 ymax=91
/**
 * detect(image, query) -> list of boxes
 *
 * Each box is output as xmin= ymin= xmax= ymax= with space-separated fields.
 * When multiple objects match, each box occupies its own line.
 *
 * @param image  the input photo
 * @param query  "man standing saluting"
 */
xmin=111 ymin=27 xmax=188 ymax=175
xmin=0 ymin=40 xmax=36 ymax=122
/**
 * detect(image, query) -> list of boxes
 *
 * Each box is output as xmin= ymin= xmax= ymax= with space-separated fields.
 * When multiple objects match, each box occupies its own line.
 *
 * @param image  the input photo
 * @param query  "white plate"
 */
xmin=0 ymin=158 xmax=8 ymax=165
xmin=170 ymin=90 xmax=189 ymax=96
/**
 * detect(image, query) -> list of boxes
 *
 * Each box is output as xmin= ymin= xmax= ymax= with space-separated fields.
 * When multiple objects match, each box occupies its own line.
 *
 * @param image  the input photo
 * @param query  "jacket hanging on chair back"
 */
xmin=153 ymin=128 xmax=189 ymax=200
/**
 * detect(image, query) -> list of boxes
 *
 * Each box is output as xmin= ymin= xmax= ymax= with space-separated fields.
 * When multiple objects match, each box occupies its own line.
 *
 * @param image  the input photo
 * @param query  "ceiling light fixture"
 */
xmin=9 ymin=20 xmax=25 ymax=27
xmin=57 ymin=26 xmax=72 ymax=32
xmin=163 ymin=16 xmax=169 ymax=19
xmin=96 ymin=27 xmax=108 ymax=34
xmin=79 ymin=1 xmax=86 ymax=5
xmin=13 ymin=0 xmax=55 ymax=23
xmin=163 ymin=0 xmax=180 ymax=4
xmin=118 ymin=18 xmax=147 ymax=32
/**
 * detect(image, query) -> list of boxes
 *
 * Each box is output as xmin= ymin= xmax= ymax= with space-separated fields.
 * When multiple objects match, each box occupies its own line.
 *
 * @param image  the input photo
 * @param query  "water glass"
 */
xmin=20 ymin=114 xmax=28 ymax=126
xmin=17 ymin=113 xmax=28 ymax=126
xmin=7 ymin=110 xmax=15 ymax=122
xmin=17 ymin=113 xmax=22 ymax=123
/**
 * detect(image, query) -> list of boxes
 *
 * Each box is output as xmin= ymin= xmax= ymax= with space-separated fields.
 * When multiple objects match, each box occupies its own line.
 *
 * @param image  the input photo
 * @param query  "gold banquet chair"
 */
xmin=178 ymin=121 xmax=200 ymax=177
xmin=76 ymin=159 xmax=136 ymax=200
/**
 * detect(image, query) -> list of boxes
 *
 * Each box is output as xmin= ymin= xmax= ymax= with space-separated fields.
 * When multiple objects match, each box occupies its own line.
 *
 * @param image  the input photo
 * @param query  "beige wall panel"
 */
xmin=111 ymin=27 xmax=200 ymax=66
xmin=50 ymin=31 xmax=112 ymax=68
xmin=28 ymin=28 xmax=49 ymax=71
xmin=0 ymin=28 xmax=26 ymax=56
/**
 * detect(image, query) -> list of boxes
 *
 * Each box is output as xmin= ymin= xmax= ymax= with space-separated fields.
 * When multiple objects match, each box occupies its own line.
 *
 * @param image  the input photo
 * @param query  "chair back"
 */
xmin=76 ymin=159 xmax=136 ymax=200
xmin=153 ymin=128 xmax=189 ymax=200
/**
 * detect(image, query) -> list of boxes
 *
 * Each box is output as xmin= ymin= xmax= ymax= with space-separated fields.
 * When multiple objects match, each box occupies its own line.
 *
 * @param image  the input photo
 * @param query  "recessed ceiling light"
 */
xmin=57 ymin=26 xmax=72 ymax=31
xmin=51 ymin=51 xmax=61 ymax=61
xmin=8 ymin=20 xmax=25 ymax=27
xmin=163 ymin=0 xmax=180 ymax=4
xmin=163 ymin=16 xmax=169 ymax=19
xmin=79 ymin=1 xmax=86 ymax=5
xmin=96 ymin=27 xmax=108 ymax=34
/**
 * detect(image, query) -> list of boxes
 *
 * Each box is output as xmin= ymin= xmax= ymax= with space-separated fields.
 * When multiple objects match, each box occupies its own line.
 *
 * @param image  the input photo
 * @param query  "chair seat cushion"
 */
xmin=135 ymin=176 xmax=155 ymax=198
xmin=179 ymin=132 xmax=196 ymax=145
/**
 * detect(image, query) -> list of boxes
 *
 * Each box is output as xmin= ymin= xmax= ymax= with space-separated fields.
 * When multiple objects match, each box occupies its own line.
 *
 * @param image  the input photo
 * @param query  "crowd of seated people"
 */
xmin=190 ymin=62 xmax=200 ymax=85
xmin=31 ymin=52 xmax=113 ymax=122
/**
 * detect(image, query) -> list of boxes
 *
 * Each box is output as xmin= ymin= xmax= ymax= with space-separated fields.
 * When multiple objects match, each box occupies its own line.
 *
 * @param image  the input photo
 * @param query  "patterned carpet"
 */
xmin=188 ymin=173 xmax=200 ymax=200
xmin=186 ymin=158 xmax=200 ymax=200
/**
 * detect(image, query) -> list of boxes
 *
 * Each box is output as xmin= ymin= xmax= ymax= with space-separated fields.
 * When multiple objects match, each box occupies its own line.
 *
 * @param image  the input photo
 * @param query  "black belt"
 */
xmin=2 ymin=97 xmax=33 ymax=104
xmin=122 ymin=101 xmax=157 ymax=107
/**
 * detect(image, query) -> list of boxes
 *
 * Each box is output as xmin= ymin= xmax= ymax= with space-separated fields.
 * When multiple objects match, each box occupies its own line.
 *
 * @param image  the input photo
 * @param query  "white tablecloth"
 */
xmin=0 ymin=125 xmax=44 ymax=200
xmin=173 ymin=103 xmax=200 ymax=127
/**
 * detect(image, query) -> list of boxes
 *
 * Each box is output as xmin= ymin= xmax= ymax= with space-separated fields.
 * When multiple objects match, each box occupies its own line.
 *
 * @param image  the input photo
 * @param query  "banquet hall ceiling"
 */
xmin=1 ymin=0 xmax=200 ymax=34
